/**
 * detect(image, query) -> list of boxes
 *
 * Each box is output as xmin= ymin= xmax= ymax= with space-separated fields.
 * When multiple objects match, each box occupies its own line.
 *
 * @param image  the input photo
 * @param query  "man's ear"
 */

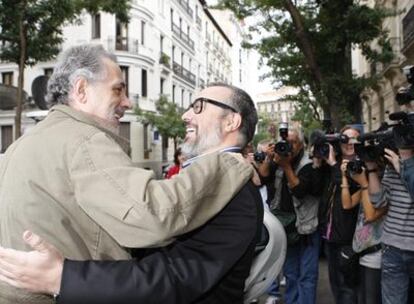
xmin=72 ymin=77 xmax=88 ymax=104
xmin=224 ymin=113 xmax=242 ymax=132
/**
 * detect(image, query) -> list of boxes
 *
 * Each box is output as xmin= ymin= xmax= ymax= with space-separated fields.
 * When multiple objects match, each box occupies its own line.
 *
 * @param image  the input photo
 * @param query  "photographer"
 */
xmin=261 ymin=126 xmax=323 ymax=304
xmin=340 ymin=160 xmax=387 ymax=304
xmin=319 ymin=126 xmax=361 ymax=304
xmin=366 ymin=147 xmax=414 ymax=304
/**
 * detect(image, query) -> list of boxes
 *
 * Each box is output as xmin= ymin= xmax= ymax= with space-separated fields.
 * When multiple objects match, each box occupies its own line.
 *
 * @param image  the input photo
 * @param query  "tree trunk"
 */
xmin=283 ymin=0 xmax=328 ymax=108
xmin=15 ymin=0 xmax=27 ymax=140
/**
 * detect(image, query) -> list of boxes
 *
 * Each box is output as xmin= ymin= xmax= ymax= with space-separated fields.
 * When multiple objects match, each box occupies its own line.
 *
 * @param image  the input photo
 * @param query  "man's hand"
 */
xmin=274 ymin=153 xmax=292 ymax=170
xmin=350 ymin=169 xmax=369 ymax=187
xmin=0 ymin=230 xmax=63 ymax=295
xmin=323 ymin=144 xmax=337 ymax=166
xmin=384 ymin=148 xmax=401 ymax=173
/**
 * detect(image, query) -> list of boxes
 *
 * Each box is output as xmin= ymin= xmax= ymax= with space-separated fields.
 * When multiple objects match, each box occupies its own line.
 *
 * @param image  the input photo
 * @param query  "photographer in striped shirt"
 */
xmin=367 ymin=147 xmax=414 ymax=304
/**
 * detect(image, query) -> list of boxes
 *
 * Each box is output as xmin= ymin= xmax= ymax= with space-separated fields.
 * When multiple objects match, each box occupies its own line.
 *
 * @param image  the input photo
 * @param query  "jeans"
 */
xmin=267 ymin=279 xmax=282 ymax=298
xmin=325 ymin=242 xmax=358 ymax=304
xmin=282 ymin=230 xmax=320 ymax=304
xmin=358 ymin=266 xmax=381 ymax=304
xmin=381 ymin=245 xmax=414 ymax=304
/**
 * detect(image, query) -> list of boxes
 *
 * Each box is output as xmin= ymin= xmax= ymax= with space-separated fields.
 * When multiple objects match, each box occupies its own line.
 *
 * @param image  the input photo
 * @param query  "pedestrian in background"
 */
xmin=165 ymin=147 xmax=185 ymax=179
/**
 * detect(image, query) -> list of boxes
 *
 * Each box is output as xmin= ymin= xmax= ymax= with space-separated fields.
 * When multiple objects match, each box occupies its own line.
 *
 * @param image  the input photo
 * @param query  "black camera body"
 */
xmin=390 ymin=111 xmax=414 ymax=149
xmin=274 ymin=122 xmax=292 ymax=156
xmin=355 ymin=123 xmax=395 ymax=162
xmin=310 ymin=125 xmax=349 ymax=159
xmin=395 ymin=66 xmax=414 ymax=106
xmin=347 ymin=158 xmax=364 ymax=175
xmin=356 ymin=112 xmax=414 ymax=161
xmin=253 ymin=151 xmax=266 ymax=163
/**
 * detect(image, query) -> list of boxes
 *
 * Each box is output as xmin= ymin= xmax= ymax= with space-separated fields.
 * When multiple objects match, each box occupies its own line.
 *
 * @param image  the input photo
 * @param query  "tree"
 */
xmin=135 ymin=95 xmax=186 ymax=152
xmin=0 ymin=0 xmax=130 ymax=139
xmin=217 ymin=0 xmax=395 ymax=128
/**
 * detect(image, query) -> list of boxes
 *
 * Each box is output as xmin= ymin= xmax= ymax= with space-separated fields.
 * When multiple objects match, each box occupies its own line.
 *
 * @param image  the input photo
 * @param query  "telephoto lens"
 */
xmin=274 ymin=122 xmax=292 ymax=156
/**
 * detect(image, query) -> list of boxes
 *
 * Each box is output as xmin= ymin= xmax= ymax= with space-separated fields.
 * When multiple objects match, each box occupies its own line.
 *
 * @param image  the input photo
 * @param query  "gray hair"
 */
xmin=46 ymin=44 xmax=117 ymax=105
xmin=208 ymin=82 xmax=258 ymax=148
xmin=287 ymin=126 xmax=305 ymax=143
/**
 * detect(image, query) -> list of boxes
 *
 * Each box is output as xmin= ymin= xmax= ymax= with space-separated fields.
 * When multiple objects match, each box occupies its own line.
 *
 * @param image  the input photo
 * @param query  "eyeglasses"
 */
xmin=188 ymin=97 xmax=238 ymax=114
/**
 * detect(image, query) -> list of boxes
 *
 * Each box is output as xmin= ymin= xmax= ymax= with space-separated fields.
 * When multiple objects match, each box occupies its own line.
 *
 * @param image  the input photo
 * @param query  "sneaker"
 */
xmin=265 ymin=295 xmax=281 ymax=304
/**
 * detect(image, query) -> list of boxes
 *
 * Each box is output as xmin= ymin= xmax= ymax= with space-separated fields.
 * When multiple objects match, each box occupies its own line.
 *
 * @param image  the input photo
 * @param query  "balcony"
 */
xmin=106 ymin=37 xmax=139 ymax=55
xmin=402 ymin=5 xmax=414 ymax=54
xmin=171 ymin=23 xmax=195 ymax=50
xmin=159 ymin=52 xmax=171 ymax=68
xmin=173 ymin=62 xmax=196 ymax=85
xmin=175 ymin=0 xmax=193 ymax=18
xmin=382 ymin=37 xmax=401 ymax=76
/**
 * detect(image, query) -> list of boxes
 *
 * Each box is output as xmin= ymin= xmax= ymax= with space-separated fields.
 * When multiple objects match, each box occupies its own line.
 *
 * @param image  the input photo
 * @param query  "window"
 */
xmin=116 ymin=16 xmax=128 ymax=51
xmin=143 ymin=124 xmax=149 ymax=159
xmin=160 ymin=78 xmax=165 ymax=95
xmin=91 ymin=14 xmax=101 ymax=39
xmin=120 ymin=66 xmax=129 ymax=96
xmin=181 ymin=89 xmax=185 ymax=108
xmin=160 ymin=35 xmax=164 ymax=53
xmin=170 ymin=9 xmax=174 ymax=29
xmin=141 ymin=21 xmax=146 ymax=45
xmin=172 ymin=45 xmax=175 ymax=62
xmin=141 ymin=69 xmax=147 ymax=98
xmin=44 ymin=68 xmax=54 ymax=77
xmin=172 ymin=84 xmax=176 ymax=103
xmin=1 ymin=125 xmax=13 ymax=153
xmin=1 ymin=72 xmax=13 ymax=86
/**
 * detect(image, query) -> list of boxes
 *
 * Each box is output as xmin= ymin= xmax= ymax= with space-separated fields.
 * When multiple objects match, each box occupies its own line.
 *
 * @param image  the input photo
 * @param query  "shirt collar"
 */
xmin=182 ymin=146 xmax=242 ymax=168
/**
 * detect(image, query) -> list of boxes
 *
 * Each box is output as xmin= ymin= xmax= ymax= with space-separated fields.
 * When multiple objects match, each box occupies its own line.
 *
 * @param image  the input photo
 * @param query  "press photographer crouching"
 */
xmin=258 ymin=123 xmax=323 ymax=304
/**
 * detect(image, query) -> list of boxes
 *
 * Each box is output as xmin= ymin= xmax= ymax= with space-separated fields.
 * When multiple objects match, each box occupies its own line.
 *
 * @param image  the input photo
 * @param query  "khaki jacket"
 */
xmin=0 ymin=105 xmax=252 ymax=303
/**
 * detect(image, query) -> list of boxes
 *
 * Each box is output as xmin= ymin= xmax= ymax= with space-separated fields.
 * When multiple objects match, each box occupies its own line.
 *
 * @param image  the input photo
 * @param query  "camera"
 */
xmin=253 ymin=151 xmax=266 ymax=163
xmin=395 ymin=66 xmax=414 ymax=106
xmin=347 ymin=158 xmax=364 ymax=175
xmin=355 ymin=123 xmax=395 ymax=162
xmin=390 ymin=111 xmax=414 ymax=149
xmin=310 ymin=121 xmax=349 ymax=158
xmin=274 ymin=122 xmax=292 ymax=156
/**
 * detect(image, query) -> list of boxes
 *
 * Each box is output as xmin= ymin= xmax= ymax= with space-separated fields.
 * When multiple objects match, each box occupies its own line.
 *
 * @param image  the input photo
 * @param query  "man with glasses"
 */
xmin=0 ymin=80 xmax=263 ymax=304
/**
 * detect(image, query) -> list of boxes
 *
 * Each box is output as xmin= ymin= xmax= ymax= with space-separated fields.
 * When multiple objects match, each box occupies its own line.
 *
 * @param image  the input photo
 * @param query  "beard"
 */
xmin=181 ymin=123 xmax=223 ymax=158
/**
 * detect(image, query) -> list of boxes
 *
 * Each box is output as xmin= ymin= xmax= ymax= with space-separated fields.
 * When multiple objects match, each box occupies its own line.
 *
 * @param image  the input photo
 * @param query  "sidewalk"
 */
xmin=258 ymin=257 xmax=333 ymax=303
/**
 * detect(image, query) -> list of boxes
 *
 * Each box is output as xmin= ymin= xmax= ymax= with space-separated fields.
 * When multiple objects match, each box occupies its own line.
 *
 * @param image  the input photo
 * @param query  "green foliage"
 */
xmin=135 ymin=95 xmax=186 ymax=146
xmin=0 ymin=0 xmax=131 ymax=66
xmin=218 ymin=0 xmax=395 ymax=128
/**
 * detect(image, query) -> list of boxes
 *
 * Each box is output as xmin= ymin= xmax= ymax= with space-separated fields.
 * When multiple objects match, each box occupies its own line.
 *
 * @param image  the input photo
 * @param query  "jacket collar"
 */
xmin=49 ymin=105 xmax=131 ymax=155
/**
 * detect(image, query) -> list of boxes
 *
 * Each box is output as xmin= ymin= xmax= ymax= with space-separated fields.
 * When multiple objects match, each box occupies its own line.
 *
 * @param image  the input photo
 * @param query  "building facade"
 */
xmin=352 ymin=0 xmax=414 ymax=131
xmin=256 ymin=87 xmax=298 ymax=124
xmin=0 ymin=0 xmax=243 ymax=176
